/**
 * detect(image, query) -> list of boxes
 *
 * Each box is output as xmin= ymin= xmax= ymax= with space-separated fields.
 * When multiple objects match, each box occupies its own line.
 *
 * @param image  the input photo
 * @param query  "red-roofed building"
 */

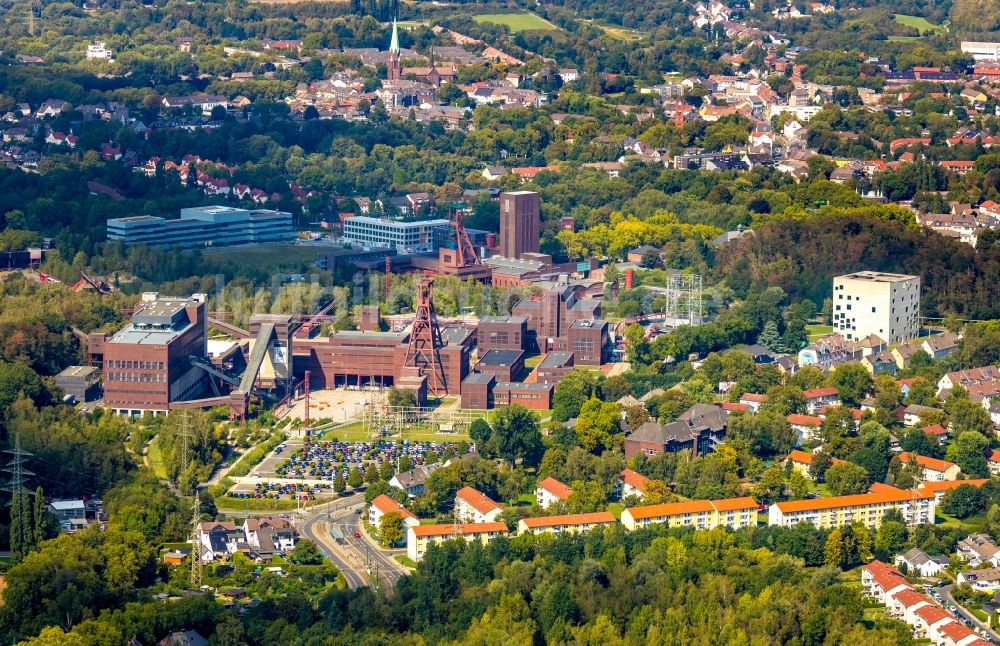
xmin=368 ymin=494 xmax=419 ymax=530
xmin=406 ymin=522 xmax=509 ymax=561
xmin=861 ymin=561 xmax=911 ymax=602
xmin=455 ymin=486 xmax=503 ymax=523
xmin=535 ymin=477 xmax=573 ymax=509
xmin=619 ymin=468 xmax=649 ymax=500
xmin=914 ymin=605 xmax=958 ymax=640
xmin=887 ymin=588 xmax=931 ymax=622
xmin=898 ymin=452 xmax=960 ymax=482
xmin=518 ymin=511 xmax=616 ymax=535
xmin=890 ymin=137 xmax=931 ymax=153
xmin=738 ymin=392 xmax=767 ymax=412
xmin=785 ymin=450 xmax=846 ymax=480
xmin=922 ymin=423 xmax=951 ymax=444
xmin=803 ymin=386 xmax=839 ymax=412
xmin=786 ymin=413 xmax=823 ymax=442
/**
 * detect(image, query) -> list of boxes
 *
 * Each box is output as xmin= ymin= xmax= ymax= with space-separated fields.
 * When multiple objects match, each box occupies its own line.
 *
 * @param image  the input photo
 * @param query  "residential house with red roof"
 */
xmin=535 ymin=477 xmax=573 ymax=509
xmin=897 ymin=452 xmax=960 ymax=482
xmin=618 ymin=469 xmax=649 ymax=500
xmin=455 ymin=486 xmax=503 ymax=524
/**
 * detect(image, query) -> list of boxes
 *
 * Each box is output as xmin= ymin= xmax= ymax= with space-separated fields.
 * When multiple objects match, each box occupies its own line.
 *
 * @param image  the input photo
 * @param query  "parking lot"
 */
xmin=273 ymin=439 xmax=466 ymax=480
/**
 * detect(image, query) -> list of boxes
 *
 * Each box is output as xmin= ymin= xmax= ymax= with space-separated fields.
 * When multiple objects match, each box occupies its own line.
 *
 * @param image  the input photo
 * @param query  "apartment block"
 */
xmin=768 ymin=483 xmax=936 ymax=529
xmin=518 ymin=511 xmax=616 ymax=536
xmin=620 ymin=497 xmax=758 ymax=531
xmin=455 ymin=486 xmax=503 ymax=523
xmin=406 ymin=522 xmax=509 ymax=561
xmin=832 ymin=271 xmax=920 ymax=344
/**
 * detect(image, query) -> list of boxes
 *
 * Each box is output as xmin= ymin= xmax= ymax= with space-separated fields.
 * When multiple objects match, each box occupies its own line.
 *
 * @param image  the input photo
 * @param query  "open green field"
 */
xmin=394 ymin=555 xmax=417 ymax=568
xmin=806 ymin=324 xmax=832 ymax=341
xmin=147 ymin=437 xmax=168 ymax=479
xmin=893 ymin=14 xmax=948 ymax=35
xmin=473 ymin=12 xmax=557 ymax=32
xmin=318 ymin=422 xmax=472 ymax=443
xmin=202 ymin=243 xmax=323 ymax=271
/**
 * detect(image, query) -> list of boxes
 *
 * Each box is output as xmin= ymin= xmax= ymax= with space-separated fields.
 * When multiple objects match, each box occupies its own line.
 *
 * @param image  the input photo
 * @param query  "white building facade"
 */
xmin=832 ymin=272 xmax=920 ymax=344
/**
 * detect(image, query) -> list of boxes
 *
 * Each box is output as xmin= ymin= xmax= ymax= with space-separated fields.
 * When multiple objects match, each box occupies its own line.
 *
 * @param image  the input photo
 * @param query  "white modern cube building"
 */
xmin=832 ymin=272 xmax=920 ymax=344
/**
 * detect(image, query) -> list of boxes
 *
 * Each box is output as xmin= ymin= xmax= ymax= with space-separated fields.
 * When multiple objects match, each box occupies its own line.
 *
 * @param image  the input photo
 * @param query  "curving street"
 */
xmin=296 ymin=493 xmax=412 ymax=592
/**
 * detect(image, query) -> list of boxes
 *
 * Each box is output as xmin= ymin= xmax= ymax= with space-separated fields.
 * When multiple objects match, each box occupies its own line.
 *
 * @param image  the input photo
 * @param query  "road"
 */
xmin=939 ymin=584 xmax=1000 ymax=642
xmin=296 ymin=494 xmax=411 ymax=592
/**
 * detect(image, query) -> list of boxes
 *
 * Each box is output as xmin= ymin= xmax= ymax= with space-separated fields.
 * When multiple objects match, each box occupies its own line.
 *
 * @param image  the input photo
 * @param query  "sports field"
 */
xmin=473 ymin=12 xmax=557 ymax=32
xmin=893 ymin=13 xmax=948 ymax=35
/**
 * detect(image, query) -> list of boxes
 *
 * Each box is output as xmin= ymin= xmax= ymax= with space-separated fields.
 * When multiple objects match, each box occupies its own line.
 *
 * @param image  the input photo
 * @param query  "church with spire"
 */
xmin=383 ymin=18 xmax=455 ymax=87
xmin=387 ymin=18 xmax=402 ymax=81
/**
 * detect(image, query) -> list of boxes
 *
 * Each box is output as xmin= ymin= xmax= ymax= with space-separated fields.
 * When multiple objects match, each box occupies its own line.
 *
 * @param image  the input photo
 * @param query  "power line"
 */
xmin=2 ymin=433 xmax=35 ymax=503
xmin=190 ymin=491 xmax=202 ymax=587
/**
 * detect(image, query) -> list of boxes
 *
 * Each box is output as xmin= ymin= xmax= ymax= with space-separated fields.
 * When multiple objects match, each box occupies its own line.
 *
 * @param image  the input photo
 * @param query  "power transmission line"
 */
xmin=2 ymin=433 xmax=34 ymax=504
xmin=190 ymin=491 xmax=202 ymax=587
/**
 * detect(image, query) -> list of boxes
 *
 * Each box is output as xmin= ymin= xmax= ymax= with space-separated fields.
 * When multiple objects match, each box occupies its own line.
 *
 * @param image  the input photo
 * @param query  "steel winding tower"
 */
xmin=403 ymin=278 xmax=447 ymax=395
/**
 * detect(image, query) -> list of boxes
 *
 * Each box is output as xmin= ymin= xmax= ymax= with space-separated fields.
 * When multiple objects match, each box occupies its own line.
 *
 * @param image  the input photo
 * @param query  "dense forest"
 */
xmin=16 ymin=524 xmax=915 ymax=645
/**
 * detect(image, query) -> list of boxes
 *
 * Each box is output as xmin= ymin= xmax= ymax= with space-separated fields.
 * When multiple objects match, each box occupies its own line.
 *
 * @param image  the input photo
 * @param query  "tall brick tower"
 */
xmin=499 ymin=191 xmax=540 ymax=259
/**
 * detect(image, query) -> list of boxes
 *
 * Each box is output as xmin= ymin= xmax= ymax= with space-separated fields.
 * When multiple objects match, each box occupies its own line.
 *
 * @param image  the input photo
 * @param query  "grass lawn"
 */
xmin=216 ymin=495 xmax=301 ymax=511
xmin=806 ymin=324 xmax=833 ymax=341
xmin=972 ymin=608 xmax=988 ymax=622
xmin=936 ymin=511 xmax=986 ymax=533
xmin=594 ymin=23 xmax=643 ymax=41
xmin=523 ymin=354 xmax=544 ymax=370
xmin=147 ymin=437 xmax=168 ymax=479
xmin=473 ymin=12 xmax=557 ymax=32
xmin=322 ymin=425 xmax=471 ymax=443
xmin=607 ymin=502 xmax=625 ymax=520
xmin=202 ymin=243 xmax=325 ymax=272
xmin=394 ymin=554 xmax=418 ymax=568
xmin=515 ymin=493 xmax=535 ymax=507
xmin=893 ymin=14 xmax=948 ymax=35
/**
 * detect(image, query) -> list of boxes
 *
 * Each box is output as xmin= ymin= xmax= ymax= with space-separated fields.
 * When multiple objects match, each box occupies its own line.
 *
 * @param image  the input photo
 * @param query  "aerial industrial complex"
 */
xmin=93 ymin=190 xmax=613 ymax=418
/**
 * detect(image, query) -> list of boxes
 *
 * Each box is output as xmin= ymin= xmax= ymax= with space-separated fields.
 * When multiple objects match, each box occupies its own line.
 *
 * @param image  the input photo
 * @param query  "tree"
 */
xmin=601 ymin=375 xmax=632 ymax=402
xmin=333 ymin=469 xmax=346 ymax=493
xmin=379 ymin=459 xmax=395 ymax=480
xmin=941 ymin=485 xmax=985 ymax=520
xmin=364 ymin=463 xmax=380 ymax=484
xmin=552 ymin=369 xmax=598 ymax=421
xmin=291 ymin=538 xmax=324 ymax=565
xmin=825 ymin=462 xmax=870 ymax=495
xmin=751 ymin=465 xmax=787 ymax=505
xmin=788 ymin=470 xmax=810 ymax=500
xmin=808 ymin=451 xmax=834 ymax=482
xmin=874 ymin=520 xmax=908 ymax=561
xmin=831 ymin=364 xmax=873 ymax=407
xmin=380 ymin=511 xmax=405 ymax=547
xmin=347 ymin=466 xmax=363 ymax=489
xmin=946 ymin=431 xmax=990 ymax=478
xmin=388 ymin=387 xmax=418 ymax=409
xmin=644 ymin=479 xmax=673 ymax=504
xmin=824 ymin=524 xmax=873 ymax=569
xmin=762 ymin=384 xmax=806 ymax=415
xmin=491 ymin=405 xmax=543 ymax=468
xmin=757 ymin=320 xmax=780 ymax=351
xmin=469 ymin=418 xmax=493 ymax=445
xmin=575 ymin=397 xmax=623 ymax=454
